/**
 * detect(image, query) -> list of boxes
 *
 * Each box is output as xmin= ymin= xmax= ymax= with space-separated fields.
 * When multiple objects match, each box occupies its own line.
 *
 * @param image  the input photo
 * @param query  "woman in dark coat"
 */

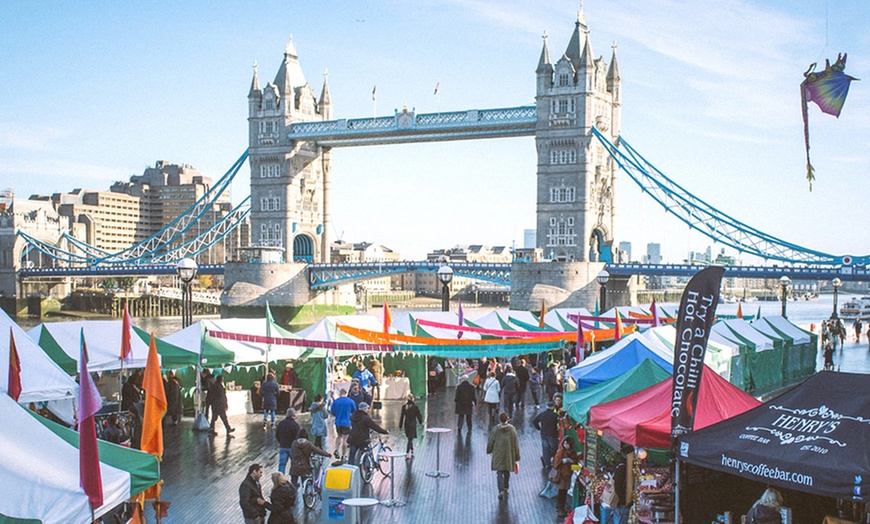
xmin=398 ymin=394 xmax=423 ymax=455
xmin=268 ymin=472 xmax=296 ymax=524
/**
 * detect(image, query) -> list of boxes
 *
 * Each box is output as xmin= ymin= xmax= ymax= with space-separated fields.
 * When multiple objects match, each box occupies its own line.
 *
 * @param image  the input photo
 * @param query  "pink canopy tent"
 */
xmin=588 ymin=365 xmax=760 ymax=448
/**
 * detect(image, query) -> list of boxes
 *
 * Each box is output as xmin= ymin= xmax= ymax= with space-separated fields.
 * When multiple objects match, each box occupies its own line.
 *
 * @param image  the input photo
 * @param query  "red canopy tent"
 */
xmin=588 ymin=365 xmax=760 ymax=448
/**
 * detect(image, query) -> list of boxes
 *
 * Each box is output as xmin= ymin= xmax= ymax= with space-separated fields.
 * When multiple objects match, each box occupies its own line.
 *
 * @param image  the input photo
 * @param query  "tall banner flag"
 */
xmin=433 ymin=82 xmax=440 ymax=95
xmin=265 ymin=301 xmax=274 ymax=376
xmin=457 ymin=298 xmax=464 ymax=339
xmin=539 ymin=300 xmax=547 ymax=328
xmin=575 ymin=313 xmax=584 ymax=364
xmin=372 ymin=85 xmax=377 ymax=101
xmin=382 ymin=301 xmax=392 ymax=334
xmin=614 ymin=309 xmax=623 ymax=342
xmin=670 ymin=266 xmax=725 ymax=449
xmin=78 ymin=329 xmax=104 ymax=509
xmin=120 ymin=303 xmax=133 ymax=363
xmin=736 ymin=302 xmax=743 ymax=319
xmin=7 ymin=328 xmax=22 ymax=401
xmin=141 ymin=333 xmax=167 ymax=460
xmin=651 ymin=298 xmax=661 ymax=327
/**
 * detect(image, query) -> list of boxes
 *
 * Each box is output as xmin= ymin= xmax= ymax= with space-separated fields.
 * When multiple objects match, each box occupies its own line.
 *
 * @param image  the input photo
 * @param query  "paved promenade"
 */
xmin=155 ymin=387 xmax=563 ymax=523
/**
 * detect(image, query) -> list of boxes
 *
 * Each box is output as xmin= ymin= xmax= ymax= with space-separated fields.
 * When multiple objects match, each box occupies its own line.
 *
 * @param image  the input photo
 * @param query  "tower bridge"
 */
xmin=12 ymin=8 xmax=870 ymax=315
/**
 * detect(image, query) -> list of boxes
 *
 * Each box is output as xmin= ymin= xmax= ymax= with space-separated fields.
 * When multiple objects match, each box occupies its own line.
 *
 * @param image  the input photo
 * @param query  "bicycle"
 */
xmin=359 ymin=431 xmax=392 ymax=484
xmin=302 ymin=454 xmax=330 ymax=510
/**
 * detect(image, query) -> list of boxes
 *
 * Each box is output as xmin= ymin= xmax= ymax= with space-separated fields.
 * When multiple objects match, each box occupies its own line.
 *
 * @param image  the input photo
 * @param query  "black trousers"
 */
xmin=457 ymin=413 xmax=472 ymax=431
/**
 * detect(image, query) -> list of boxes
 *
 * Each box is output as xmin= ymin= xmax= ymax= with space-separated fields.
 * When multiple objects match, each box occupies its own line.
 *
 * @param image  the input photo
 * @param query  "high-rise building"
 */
xmin=534 ymin=7 xmax=621 ymax=262
xmin=523 ymin=229 xmax=536 ymax=249
xmin=645 ymin=242 xmax=662 ymax=264
xmin=618 ymin=241 xmax=632 ymax=262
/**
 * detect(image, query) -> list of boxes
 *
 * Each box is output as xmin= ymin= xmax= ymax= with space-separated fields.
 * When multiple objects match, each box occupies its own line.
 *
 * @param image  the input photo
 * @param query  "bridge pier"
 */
xmin=509 ymin=261 xmax=636 ymax=312
xmin=222 ymin=261 xmax=354 ymax=327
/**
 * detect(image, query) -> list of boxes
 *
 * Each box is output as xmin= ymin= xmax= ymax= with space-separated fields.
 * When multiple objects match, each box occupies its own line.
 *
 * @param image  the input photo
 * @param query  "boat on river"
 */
xmin=839 ymin=296 xmax=870 ymax=320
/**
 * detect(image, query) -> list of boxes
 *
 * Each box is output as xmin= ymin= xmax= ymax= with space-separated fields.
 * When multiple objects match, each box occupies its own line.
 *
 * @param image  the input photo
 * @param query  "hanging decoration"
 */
xmin=800 ymin=53 xmax=858 ymax=190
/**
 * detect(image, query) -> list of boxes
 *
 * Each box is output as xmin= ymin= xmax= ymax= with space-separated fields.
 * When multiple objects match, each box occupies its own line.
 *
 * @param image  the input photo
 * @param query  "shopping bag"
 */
xmin=547 ymin=468 xmax=561 ymax=483
xmin=539 ymin=481 xmax=558 ymax=499
xmin=513 ymin=462 xmax=519 ymax=474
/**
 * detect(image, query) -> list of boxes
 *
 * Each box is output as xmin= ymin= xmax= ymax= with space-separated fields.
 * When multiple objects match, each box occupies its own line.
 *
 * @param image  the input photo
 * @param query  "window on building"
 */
xmin=559 ymin=73 xmax=569 ymax=87
xmin=559 ymin=99 xmax=568 ymax=113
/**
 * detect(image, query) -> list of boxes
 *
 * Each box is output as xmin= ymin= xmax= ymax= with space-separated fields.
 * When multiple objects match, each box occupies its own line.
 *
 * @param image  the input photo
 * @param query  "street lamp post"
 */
xmin=779 ymin=275 xmax=791 ymax=318
xmin=176 ymin=258 xmax=208 ymax=431
xmin=437 ymin=265 xmax=453 ymax=312
xmin=831 ymin=277 xmax=842 ymax=320
xmin=597 ymin=270 xmax=610 ymax=313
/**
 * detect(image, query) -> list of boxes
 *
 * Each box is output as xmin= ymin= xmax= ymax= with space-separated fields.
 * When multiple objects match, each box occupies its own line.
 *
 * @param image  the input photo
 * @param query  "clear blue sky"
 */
xmin=2 ymin=1 xmax=868 ymax=263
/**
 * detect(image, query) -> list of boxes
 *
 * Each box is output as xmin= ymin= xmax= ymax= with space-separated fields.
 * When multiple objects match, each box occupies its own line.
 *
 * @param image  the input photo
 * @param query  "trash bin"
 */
xmin=321 ymin=464 xmax=363 ymax=523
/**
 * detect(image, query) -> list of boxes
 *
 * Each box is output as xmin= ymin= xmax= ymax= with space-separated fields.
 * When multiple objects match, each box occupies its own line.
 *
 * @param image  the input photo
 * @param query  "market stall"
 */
xmin=677 ymin=371 xmax=870 ymax=523
xmin=567 ymin=332 xmax=672 ymax=389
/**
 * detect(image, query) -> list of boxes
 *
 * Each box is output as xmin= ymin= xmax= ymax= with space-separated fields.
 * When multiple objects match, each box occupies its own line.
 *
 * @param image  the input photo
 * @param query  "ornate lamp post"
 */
xmin=597 ymin=269 xmax=610 ymax=313
xmin=437 ymin=265 xmax=453 ymax=312
xmin=831 ymin=277 xmax=842 ymax=320
xmin=176 ymin=258 xmax=208 ymax=430
xmin=779 ymin=275 xmax=791 ymax=318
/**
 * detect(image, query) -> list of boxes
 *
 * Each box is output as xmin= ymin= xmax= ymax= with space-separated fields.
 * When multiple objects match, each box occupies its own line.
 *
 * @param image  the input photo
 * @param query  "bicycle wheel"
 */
xmin=302 ymin=477 xmax=318 ymax=510
xmin=360 ymin=452 xmax=375 ymax=484
xmin=378 ymin=445 xmax=393 ymax=477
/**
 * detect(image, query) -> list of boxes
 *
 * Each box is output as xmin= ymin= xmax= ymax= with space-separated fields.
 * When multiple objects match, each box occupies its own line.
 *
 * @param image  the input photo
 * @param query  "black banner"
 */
xmin=670 ymin=266 xmax=725 ymax=449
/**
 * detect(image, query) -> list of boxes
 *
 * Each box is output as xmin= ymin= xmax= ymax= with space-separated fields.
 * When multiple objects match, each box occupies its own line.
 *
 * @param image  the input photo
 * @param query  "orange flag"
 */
xmin=539 ymin=301 xmax=548 ymax=328
xmin=614 ymin=309 xmax=624 ymax=342
xmin=120 ymin=303 xmax=132 ymax=362
xmin=736 ymin=302 xmax=743 ymax=319
xmin=383 ymin=301 xmax=392 ymax=334
xmin=141 ymin=333 xmax=167 ymax=459
xmin=8 ymin=328 xmax=22 ymax=401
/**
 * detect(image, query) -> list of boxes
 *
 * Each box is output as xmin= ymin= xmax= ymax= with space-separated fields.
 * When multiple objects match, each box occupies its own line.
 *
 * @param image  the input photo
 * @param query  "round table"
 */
xmin=340 ymin=497 xmax=380 ymax=522
xmin=380 ymin=450 xmax=408 ymax=507
xmin=425 ymin=427 xmax=452 ymax=478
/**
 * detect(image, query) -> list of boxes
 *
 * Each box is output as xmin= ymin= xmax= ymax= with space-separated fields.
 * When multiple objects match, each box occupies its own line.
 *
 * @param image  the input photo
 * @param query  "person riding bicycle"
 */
xmin=347 ymin=402 xmax=388 ymax=466
xmin=289 ymin=429 xmax=331 ymax=487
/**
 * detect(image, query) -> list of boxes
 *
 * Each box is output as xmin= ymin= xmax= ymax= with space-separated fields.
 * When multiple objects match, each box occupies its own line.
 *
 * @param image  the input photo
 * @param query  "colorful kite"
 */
xmin=801 ymin=53 xmax=858 ymax=191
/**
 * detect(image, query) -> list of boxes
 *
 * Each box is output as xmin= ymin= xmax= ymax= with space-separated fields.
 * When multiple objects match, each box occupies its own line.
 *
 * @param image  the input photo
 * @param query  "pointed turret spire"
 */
xmin=578 ymin=0 xmax=587 ymax=29
xmin=248 ymin=61 xmax=261 ymax=98
xmin=564 ymin=17 xmax=583 ymax=67
xmin=607 ymin=41 xmax=621 ymax=86
xmin=536 ymin=31 xmax=553 ymax=73
xmin=285 ymin=35 xmax=297 ymax=57
xmin=320 ymin=69 xmax=332 ymax=115
xmin=578 ymin=28 xmax=595 ymax=70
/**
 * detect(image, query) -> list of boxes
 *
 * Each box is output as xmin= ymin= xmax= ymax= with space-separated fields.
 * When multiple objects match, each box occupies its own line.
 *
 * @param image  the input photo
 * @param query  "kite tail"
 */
xmin=801 ymin=81 xmax=815 ymax=191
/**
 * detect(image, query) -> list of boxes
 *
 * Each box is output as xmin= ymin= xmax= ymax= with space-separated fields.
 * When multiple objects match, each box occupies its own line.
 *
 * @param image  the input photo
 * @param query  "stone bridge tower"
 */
xmin=534 ymin=8 xmax=621 ymax=263
xmin=247 ymin=37 xmax=332 ymax=263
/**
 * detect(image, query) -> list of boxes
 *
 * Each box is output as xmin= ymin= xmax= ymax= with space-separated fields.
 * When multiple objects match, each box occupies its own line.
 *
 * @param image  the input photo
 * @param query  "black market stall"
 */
xmin=677 ymin=371 xmax=870 ymax=523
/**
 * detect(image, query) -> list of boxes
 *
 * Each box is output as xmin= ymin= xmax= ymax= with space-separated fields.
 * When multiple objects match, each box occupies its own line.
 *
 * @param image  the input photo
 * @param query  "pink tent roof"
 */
xmin=588 ymin=365 xmax=760 ymax=448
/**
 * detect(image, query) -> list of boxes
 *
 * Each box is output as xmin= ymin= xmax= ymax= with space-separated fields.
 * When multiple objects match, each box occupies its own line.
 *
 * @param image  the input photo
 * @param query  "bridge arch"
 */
xmin=589 ymin=227 xmax=612 ymax=263
xmin=293 ymin=234 xmax=315 ymax=263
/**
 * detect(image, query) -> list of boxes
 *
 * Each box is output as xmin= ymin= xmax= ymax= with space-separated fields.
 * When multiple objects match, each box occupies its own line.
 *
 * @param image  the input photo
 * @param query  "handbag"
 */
xmin=547 ymin=467 xmax=560 ymax=483
xmin=538 ymin=481 xmax=558 ymax=499
xmin=601 ymin=482 xmax=619 ymax=507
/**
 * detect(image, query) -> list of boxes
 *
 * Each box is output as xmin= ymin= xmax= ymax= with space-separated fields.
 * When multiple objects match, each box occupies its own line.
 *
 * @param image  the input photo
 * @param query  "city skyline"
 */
xmin=3 ymin=1 xmax=869 ymax=264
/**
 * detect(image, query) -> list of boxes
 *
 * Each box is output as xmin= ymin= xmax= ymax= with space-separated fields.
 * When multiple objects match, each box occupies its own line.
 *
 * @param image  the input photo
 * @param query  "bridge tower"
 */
xmin=247 ymin=37 xmax=332 ymax=264
xmin=534 ymin=7 xmax=621 ymax=263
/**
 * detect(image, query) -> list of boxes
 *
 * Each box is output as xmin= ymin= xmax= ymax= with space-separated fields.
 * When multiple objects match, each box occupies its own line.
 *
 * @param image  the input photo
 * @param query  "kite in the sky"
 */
xmin=801 ymin=53 xmax=858 ymax=191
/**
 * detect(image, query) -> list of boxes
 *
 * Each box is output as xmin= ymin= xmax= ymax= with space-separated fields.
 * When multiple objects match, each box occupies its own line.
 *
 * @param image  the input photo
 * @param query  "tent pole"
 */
xmin=675 ymin=459 xmax=681 ymax=524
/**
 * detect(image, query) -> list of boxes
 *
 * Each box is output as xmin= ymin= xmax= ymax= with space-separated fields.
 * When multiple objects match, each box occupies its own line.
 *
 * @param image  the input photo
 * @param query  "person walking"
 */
xmin=514 ymin=358 xmax=530 ymax=409
xmin=553 ymin=437 xmax=579 ymax=518
xmin=369 ymin=358 xmax=383 ymax=401
xmin=544 ymin=362 xmax=560 ymax=401
xmin=532 ymin=401 xmax=560 ymax=469
xmin=268 ymin=472 xmax=296 ymax=524
xmin=454 ymin=374 xmax=476 ymax=432
xmin=163 ymin=371 xmax=182 ymax=426
xmin=347 ymin=402 xmax=388 ymax=466
xmin=398 ymin=394 xmax=423 ymax=457
xmin=308 ymin=394 xmax=329 ymax=450
xmin=260 ymin=373 xmax=280 ymax=428
xmin=487 ymin=412 xmax=520 ymax=500
xmin=239 ymin=463 xmax=271 ymax=524
xmin=201 ymin=368 xmax=215 ymax=419
xmin=347 ymin=380 xmax=372 ymax=409
xmin=482 ymin=371 xmax=501 ymax=425
xmin=330 ymin=389 xmax=356 ymax=460
xmin=500 ymin=365 xmax=520 ymax=418
xmin=207 ymin=375 xmax=234 ymax=436
xmin=528 ymin=367 xmax=542 ymax=406
xmin=276 ymin=408 xmax=300 ymax=475
xmin=289 ymin=429 xmax=331 ymax=487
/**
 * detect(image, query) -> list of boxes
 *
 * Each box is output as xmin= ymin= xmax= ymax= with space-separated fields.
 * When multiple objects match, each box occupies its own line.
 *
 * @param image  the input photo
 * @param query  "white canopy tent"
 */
xmin=27 ymin=320 xmax=150 ymax=373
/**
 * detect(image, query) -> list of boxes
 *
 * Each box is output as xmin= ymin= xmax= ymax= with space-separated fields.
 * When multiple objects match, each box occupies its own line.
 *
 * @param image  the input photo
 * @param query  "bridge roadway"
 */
xmin=19 ymin=261 xmax=870 ymax=286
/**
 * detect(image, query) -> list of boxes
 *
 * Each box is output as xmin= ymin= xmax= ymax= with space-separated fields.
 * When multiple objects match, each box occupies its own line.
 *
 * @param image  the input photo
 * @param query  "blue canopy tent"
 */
xmin=566 ymin=332 xmax=672 ymax=389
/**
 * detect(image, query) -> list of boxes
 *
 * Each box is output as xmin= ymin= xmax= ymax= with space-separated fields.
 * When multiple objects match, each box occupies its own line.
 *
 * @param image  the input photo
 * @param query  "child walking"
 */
xmin=399 ymin=393 xmax=423 ymax=458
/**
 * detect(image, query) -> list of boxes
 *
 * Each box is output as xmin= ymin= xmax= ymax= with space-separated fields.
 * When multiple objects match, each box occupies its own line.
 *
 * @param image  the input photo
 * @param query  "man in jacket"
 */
xmin=289 ymin=428 xmax=331 ymax=487
xmin=259 ymin=373 xmax=280 ymax=428
xmin=454 ymin=374 xmax=477 ymax=432
xmin=347 ymin=380 xmax=372 ymax=409
xmin=207 ymin=375 xmax=234 ymax=436
xmin=330 ymin=389 xmax=356 ymax=460
xmin=514 ymin=358 xmax=530 ymax=409
xmin=276 ymin=408 xmax=300 ymax=474
xmin=500 ymin=365 xmax=520 ymax=418
xmin=545 ymin=362 xmax=560 ymax=401
xmin=487 ymin=412 xmax=520 ymax=500
xmin=347 ymin=402 xmax=388 ymax=466
xmin=532 ymin=401 xmax=560 ymax=469
xmin=239 ymin=463 xmax=271 ymax=524
xmin=352 ymin=362 xmax=378 ymax=392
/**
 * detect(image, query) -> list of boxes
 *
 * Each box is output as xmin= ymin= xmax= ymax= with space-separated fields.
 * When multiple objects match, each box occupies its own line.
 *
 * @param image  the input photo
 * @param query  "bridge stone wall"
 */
xmin=509 ymin=261 xmax=635 ymax=311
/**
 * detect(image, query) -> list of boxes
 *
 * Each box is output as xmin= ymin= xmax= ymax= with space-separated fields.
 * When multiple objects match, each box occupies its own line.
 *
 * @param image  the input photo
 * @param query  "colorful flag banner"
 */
xmin=575 ymin=313 xmax=584 ymax=364
xmin=651 ymin=298 xmax=661 ymax=327
xmin=539 ymin=301 xmax=547 ymax=328
xmin=141 ymin=334 xmax=167 ymax=460
xmin=7 ymin=328 xmax=22 ymax=401
xmin=433 ymin=82 xmax=440 ymax=95
xmin=372 ymin=85 xmax=377 ymax=101
xmin=383 ymin=301 xmax=392 ymax=334
xmin=736 ymin=302 xmax=743 ymax=319
xmin=614 ymin=310 xmax=623 ymax=342
xmin=457 ymin=298 xmax=464 ymax=339
xmin=206 ymin=328 xmax=395 ymax=352
xmin=670 ymin=266 xmax=725 ymax=449
xmin=78 ymin=329 xmax=103 ymax=509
